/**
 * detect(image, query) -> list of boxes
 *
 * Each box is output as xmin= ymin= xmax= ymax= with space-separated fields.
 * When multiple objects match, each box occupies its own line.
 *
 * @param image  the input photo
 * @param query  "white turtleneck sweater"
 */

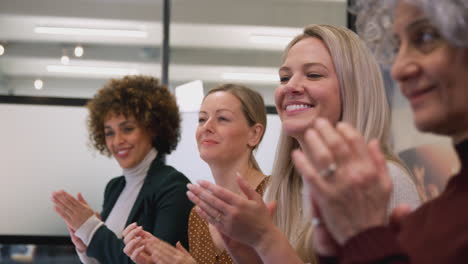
xmin=75 ymin=148 xmax=157 ymax=264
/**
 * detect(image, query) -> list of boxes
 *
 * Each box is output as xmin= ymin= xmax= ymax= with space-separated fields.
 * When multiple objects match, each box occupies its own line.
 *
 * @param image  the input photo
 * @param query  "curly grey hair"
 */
xmin=350 ymin=0 xmax=468 ymax=66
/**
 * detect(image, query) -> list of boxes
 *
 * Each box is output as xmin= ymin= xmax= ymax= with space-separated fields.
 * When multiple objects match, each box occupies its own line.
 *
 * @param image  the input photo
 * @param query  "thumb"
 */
xmin=77 ymin=193 xmax=88 ymax=205
xmin=236 ymin=173 xmax=260 ymax=201
xmin=390 ymin=204 xmax=412 ymax=226
xmin=266 ymin=201 xmax=277 ymax=218
xmin=176 ymin=241 xmax=190 ymax=255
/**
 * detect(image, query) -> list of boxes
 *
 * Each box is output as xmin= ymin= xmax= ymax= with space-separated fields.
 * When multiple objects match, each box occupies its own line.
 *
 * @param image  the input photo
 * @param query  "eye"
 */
xmin=279 ymin=75 xmax=290 ymax=83
xmin=122 ymin=126 xmax=135 ymax=133
xmin=198 ymin=117 xmax=206 ymax=124
xmin=307 ymin=73 xmax=323 ymax=79
xmin=104 ymin=130 xmax=114 ymax=137
xmin=218 ymin=116 xmax=229 ymax=122
xmin=412 ymin=27 xmax=441 ymax=52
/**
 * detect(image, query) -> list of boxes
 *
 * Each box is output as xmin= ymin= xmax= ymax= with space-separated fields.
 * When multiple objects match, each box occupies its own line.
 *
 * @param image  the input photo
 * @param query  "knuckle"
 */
xmin=316 ymin=154 xmax=332 ymax=166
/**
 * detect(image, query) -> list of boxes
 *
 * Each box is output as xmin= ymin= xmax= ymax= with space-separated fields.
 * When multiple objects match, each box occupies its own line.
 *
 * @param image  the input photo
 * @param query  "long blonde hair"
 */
xmin=265 ymin=24 xmax=400 ymax=263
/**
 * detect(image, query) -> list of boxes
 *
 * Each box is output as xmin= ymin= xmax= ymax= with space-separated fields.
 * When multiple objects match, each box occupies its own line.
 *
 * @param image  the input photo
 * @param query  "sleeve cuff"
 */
xmin=340 ymin=226 xmax=408 ymax=263
xmin=75 ymin=215 xmax=104 ymax=246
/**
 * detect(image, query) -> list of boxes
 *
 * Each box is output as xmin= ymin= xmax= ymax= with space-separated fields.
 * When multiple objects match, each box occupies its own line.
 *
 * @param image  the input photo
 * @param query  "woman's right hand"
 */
xmin=186 ymin=176 xmax=276 ymax=249
xmin=66 ymin=193 xmax=100 ymax=254
xmin=122 ymin=223 xmax=157 ymax=264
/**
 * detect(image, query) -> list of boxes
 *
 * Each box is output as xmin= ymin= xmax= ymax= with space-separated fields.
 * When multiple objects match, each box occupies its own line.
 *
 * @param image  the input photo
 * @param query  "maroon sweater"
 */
xmin=327 ymin=140 xmax=468 ymax=264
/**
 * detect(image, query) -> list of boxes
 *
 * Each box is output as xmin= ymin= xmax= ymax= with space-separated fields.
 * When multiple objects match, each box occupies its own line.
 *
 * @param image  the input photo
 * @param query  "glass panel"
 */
xmin=0 ymin=0 xmax=347 ymax=106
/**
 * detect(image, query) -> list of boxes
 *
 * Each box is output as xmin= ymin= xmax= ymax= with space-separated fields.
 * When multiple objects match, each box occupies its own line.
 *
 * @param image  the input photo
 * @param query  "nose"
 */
xmin=283 ymin=75 xmax=305 ymax=96
xmin=113 ymin=131 xmax=125 ymax=146
xmin=391 ymin=45 xmax=421 ymax=83
xmin=201 ymin=117 xmax=215 ymax=133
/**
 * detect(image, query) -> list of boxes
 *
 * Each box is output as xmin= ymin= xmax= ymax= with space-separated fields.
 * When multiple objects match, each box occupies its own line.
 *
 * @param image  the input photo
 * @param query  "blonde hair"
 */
xmin=265 ymin=24 xmax=400 ymax=263
xmin=205 ymin=83 xmax=267 ymax=171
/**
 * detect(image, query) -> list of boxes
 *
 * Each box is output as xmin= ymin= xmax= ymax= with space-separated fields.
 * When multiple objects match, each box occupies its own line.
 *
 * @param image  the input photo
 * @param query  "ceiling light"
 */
xmin=34 ymin=79 xmax=43 ymax=90
xmin=35 ymin=26 xmax=148 ymax=38
xmin=61 ymin=55 xmax=70 ymax=65
xmin=249 ymin=34 xmax=295 ymax=46
xmin=74 ymin=45 xmax=84 ymax=57
xmin=222 ymin=72 xmax=278 ymax=83
xmin=47 ymin=65 xmax=138 ymax=76
xmin=0 ymin=44 xmax=4 ymax=56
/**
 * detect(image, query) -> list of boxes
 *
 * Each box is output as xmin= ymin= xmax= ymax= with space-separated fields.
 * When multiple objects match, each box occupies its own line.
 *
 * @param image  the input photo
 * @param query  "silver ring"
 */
xmin=319 ymin=163 xmax=337 ymax=178
xmin=311 ymin=217 xmax=321 ymax=227
xmin=214 ymin=212 xmax=222 ymax=223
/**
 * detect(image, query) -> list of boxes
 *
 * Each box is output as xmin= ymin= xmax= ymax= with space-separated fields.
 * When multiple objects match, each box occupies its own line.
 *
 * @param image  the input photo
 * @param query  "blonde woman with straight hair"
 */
xmin=185 ymin=24 xmax=420 ymax=264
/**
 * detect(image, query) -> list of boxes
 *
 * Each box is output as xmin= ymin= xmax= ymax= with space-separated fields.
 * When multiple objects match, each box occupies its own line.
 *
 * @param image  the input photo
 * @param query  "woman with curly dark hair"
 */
xmin=51 ymin=75 xmax=193 ymax=264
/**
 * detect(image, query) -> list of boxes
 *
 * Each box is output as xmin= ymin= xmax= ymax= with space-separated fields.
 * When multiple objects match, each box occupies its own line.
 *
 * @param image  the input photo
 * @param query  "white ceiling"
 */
xmin=0 ymin=0 xmax=347 ymax=104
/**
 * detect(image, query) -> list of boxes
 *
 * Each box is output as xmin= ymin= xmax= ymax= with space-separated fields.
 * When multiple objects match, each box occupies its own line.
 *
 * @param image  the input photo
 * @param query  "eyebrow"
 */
xmin=279 ymin=62 xmax=328 ymax=73
xmin=104 ymin=120 xmax=135 ymax=129
xmin=406 ymin=18 xmax=431 ymax=31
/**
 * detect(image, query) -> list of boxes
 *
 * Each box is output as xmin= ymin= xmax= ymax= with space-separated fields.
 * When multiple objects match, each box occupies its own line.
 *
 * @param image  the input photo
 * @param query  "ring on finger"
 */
xmin=311 ymin=217 xmax=321 ymax=227
xmin=319 ymin=163 xmax=337 ymax=178
xmin=214 ymin=212 xmax=222 ymax=223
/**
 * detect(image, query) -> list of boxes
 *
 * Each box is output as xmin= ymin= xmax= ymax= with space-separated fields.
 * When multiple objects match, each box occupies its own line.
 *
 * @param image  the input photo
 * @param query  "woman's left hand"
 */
xmin=51 ymin=190 xmax=95 ymax=230
xmin=292 ymin=118 xmax=393 ymax=245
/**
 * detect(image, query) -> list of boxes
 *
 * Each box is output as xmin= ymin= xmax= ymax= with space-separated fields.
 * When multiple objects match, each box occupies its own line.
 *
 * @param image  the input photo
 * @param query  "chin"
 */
xmin=413 ymin=112 xmax=447 ymax=135
xmin=282 ymin=121 xmax=310 ymax=138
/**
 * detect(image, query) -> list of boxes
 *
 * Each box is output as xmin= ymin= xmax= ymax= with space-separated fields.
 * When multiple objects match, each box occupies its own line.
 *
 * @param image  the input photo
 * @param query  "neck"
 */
xmin=123 ymin=148 xmax=157 ymax=181
xmin=208 ymin=154 xmax=264 ymax=193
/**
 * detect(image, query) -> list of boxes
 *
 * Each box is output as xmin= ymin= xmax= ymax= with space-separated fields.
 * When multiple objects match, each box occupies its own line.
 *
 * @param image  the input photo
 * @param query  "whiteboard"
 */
xmin=0 ymin=103 xmax=280 ymax=237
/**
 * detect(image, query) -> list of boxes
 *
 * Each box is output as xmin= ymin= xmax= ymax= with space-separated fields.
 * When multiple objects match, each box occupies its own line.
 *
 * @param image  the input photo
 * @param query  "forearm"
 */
xmin=86 ymin=225 xmax=131 ymax=263
xmin=255 ymin=226 xmax=303 ymax=264
xmin=339 ymin=226 xmax=409 ymax=264
xmin=225 ymin=242 xmax=263 ymax=264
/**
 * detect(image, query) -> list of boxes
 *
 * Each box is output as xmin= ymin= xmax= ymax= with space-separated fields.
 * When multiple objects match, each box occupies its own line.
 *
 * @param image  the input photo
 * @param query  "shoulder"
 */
xmin=386 ymin=161 xmax=413 ymax=187
xmin=146 ymin=161 xmax=191 ymax=191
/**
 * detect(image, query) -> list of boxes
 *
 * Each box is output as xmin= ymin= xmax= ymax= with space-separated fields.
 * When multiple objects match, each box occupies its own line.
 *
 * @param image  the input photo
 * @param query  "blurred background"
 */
xmin=0 ymin=0 xmax=347 ymax=105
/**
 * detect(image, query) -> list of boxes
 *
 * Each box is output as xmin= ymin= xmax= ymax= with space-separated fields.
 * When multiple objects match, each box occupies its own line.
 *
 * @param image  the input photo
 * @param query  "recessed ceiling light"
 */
xmin=74 ymin=45 xmax=84 ymax=57
xmin=61 ymin=55 xmax=70 ymax=65
xmin=0 ymin=44 xmax=4 ymax=56
xmin=35 ymin=26 xmax=148 ymax=38
xmin=34 ymin=79 xmax=43 ymax=90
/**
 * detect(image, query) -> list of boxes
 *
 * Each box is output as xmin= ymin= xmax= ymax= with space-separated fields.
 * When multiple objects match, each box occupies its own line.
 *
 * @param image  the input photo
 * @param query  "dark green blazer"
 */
xmin=86 ymin=156 xmax=193 ymax=263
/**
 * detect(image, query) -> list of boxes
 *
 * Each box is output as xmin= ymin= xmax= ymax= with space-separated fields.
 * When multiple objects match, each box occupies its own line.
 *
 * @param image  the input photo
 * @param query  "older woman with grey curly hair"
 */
xmin=293 ymin=0 xmax=468 ymax=263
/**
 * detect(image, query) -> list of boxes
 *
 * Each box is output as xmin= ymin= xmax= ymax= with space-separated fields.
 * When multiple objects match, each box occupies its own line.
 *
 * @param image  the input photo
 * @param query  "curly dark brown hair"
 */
xmin=86 ymin=75 xmax=181 ymax=156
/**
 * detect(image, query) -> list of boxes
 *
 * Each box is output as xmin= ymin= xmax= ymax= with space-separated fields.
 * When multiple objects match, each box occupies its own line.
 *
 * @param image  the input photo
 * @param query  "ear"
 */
xmin=247 ymin=123 xmax=265 ymax=148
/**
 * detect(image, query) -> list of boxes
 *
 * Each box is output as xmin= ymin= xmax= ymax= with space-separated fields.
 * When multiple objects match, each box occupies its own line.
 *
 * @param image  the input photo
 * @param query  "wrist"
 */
xmin=253 ymin=225 xmax=283 ymax=257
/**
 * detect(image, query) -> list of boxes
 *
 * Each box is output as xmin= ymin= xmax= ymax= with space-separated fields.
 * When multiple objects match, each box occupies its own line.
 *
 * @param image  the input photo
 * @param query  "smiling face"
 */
xmin=391 ymin=0 xmax=468 ymax=139
xmin=104 ymin=113 xmax=153 ymax=169
xmin=196 ymin=91 xmax=256 ymax=165
xmin=275 ymin=37 xmax=342 ymax=140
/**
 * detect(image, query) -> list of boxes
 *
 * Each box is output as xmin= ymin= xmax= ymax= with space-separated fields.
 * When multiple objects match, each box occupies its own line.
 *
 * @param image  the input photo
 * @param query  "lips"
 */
xmin=115 ymin=148 xmax=130 ymax=158
xmin=201 ymin=139 xmax=219 ymax=146
xmin=403 ymin=85 xmax=436 ymax=106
